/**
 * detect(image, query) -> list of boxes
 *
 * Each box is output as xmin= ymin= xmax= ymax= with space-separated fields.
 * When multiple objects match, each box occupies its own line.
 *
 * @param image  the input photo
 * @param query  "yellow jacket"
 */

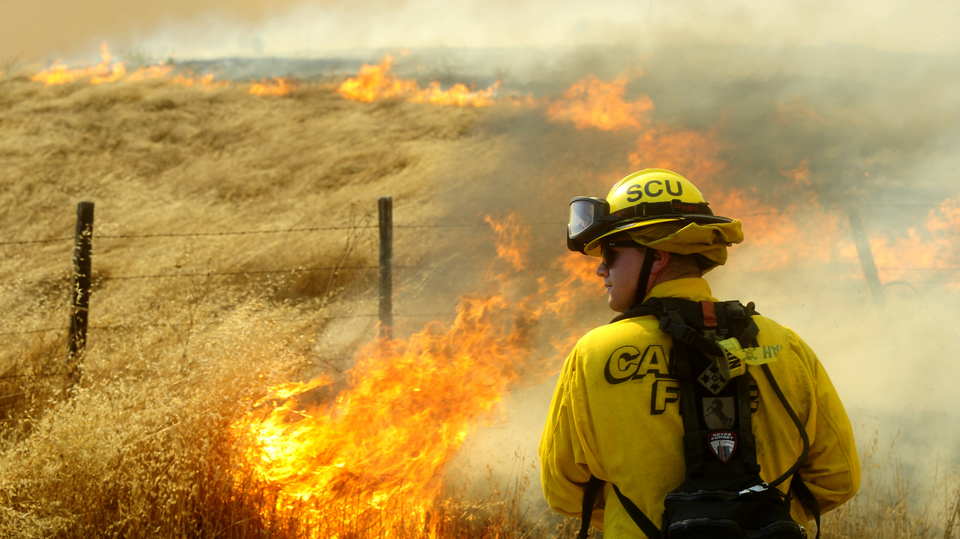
xmin=539 ymin=278 xmax=860 ymax=538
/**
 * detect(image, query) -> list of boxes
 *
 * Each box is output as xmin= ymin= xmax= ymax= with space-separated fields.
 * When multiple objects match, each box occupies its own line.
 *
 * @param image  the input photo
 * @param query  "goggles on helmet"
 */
xmin=566 ymin=195 xmax=726 ymax=254
xmin=567 ymin=197 xmax=619 ymax=253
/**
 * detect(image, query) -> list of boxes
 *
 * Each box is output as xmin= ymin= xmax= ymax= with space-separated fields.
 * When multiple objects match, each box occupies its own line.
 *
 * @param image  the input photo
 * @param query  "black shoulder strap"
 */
xmin=597 ymin=297 xmax=820 ymax=538
xmin=613 ymin=484 xmax=662 ymax=538
xmin=791 ymin=474 xmax=821 ymax=539
xmin=578 ymin=475 xmax=662 ymax=538
xmin=577 ymin=475 xmax=606 ymax=539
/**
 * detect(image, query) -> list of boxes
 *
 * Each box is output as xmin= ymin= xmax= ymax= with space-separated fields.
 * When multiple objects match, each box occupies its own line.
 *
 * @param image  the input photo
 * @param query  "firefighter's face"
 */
xmin=596 ymin=243 xmax=645 ymax=313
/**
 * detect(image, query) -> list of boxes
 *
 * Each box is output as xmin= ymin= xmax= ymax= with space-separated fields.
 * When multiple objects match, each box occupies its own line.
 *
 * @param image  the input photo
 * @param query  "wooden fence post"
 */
xmin=378 ymin=197 xmax=393 ymax=340
xmin=67 ymin=201 xmax=94 ymax=377
xmin=845 ymin=206 xmax=885 ymax=307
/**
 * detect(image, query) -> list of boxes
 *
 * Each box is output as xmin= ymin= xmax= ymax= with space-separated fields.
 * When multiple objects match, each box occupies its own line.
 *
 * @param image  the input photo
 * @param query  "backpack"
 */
xmin=576 ymin=298 xmax=821 ymax=539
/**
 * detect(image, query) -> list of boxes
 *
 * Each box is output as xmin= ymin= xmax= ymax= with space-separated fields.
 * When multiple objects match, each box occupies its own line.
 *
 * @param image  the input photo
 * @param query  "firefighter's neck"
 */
xmin=645 ymin=250 xmax=703 ymax=296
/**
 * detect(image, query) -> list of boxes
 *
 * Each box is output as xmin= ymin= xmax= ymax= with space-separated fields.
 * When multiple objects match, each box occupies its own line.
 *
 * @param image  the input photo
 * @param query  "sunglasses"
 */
xmin=600 ymin=240 xmax=641 ymax=268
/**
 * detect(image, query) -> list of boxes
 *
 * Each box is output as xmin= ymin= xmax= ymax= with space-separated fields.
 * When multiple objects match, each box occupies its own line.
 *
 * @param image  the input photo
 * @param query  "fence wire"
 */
xmin=2 ymin=208 xmax=959 ymax=339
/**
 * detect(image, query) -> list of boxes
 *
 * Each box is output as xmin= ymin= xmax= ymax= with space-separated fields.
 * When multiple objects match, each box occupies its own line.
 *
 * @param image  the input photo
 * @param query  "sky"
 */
xmin=3 ymin=0 xmax=960 ymax=66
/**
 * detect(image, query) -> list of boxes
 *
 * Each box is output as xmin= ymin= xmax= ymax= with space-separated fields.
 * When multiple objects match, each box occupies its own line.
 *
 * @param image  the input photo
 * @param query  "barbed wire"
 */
xmin=2 ymin=208 xmax=959 ymax=340
xmin=0 ymin=237 xmax=73 ymax=246
xmin=0 ymin=222 xmax=488 ymax=246
xmin=95 ymin=225 xmax=378 ymax=239
xmin=5 ymin=261 xmax=958 ymax=289
xmin=0 ymin=312 xmax=458 ymax=338
xmin=100 ymin=266 xmax=380 ymax=281
xmin=0 ymin=327 xmax=67 ymax=336
xmin=3 ymin=201 xmax=955 ymax=246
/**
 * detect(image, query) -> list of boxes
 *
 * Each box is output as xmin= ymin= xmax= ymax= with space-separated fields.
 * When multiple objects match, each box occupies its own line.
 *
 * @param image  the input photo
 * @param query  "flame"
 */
xmin=337 ymin=55 xmax=499 ymax=107
xmin=234 ymin=214 xmax=570 ymax=535
xmin=237 ymin=294 xmax=522 ymax=533
xmin=31 ymin=41 xmax=126 ymax=85
xmin=547 ymin=72 xmax=654 ymax=131
xmin=250 ymin=77 xmax=294 ymax=96
xmin=125 ymin=62 xmax=174 ymax=81
xmin=29 ymin=42 xmax=231 ymax=90
xmin=864 ymin=190 xmax=960 ymax=284
xmin=484 ymin=214 xmax=530 ymax=271
xmin=226 ymin=71 xmax=960 ymax=535
xmin=170 ymin=72 xmax=230 ymax=89
xmin=625 ymin=116 xmax=959 ymax=286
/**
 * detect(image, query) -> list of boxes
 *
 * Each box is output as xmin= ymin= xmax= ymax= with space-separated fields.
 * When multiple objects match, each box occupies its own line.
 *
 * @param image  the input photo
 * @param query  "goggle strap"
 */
xmin=613 ymin=200 xmax=714 ymax=219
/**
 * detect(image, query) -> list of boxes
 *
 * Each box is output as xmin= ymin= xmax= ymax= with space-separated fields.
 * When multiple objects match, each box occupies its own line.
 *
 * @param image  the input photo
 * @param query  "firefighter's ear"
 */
xmin=651 ymin=250 xmax=670 ymax=275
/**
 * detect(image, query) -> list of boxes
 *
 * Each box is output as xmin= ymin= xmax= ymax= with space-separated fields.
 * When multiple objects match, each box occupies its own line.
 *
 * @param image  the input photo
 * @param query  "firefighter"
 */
xmin=539 ymin=169 xmax=860 ymax=538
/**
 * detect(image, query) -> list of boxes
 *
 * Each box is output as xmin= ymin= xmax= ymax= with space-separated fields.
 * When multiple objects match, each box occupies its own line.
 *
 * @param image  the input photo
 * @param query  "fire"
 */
xmin=547 ymin=72 xmax=654 ymax=131
xmin=484 ymin=214 xmax=530 ymax=271
xmin=31 ymin=41 xmax=126 ymax=85
xmin=236 ymin=294 xmax=521 ymax=533
xmin=29 ymin=42 xmax=231 ymax=90
xmin=337 ymin=55 xmax=499 ymax=107
xmin=170 ymin=72 xmax=230 ymax=89
xmin=125 ymin=62 xmax=175 ymax=81
xmin=542 ymin=252 xmax=607 ymax=352
xmin=234 ymin=214 xmax=570 ymax=535
xmin=863 ymin=190 xmax=960 ymax=284
xmin=250 ymin=77 xmax=294 ymax=96
xmin=624 ymin=117 xmax=959 ymax=286
xmin=543 ymin=72 xmax=857 ymax=275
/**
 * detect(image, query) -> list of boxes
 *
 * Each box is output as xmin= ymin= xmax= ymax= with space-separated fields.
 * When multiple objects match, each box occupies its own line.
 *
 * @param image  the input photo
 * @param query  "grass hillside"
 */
xmin=1 ymin=46 xmax=959 ymax=537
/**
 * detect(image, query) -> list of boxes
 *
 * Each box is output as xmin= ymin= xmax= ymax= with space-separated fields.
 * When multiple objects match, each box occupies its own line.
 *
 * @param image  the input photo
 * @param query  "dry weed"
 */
xmin=0 ymin=305 xmax=310 ymax=538
xmin=2 ymin=67 xmax=959 ymax=539
xmin=822 ymin=431 xmax=960 ymax=539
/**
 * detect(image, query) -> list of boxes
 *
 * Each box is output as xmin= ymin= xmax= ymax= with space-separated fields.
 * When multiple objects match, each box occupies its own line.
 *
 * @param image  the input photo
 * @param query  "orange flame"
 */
xmin=32 ymin=41 xmax=126 ymax=85
xmin=250 ymin=77 xmax=294 ymax=96
xmin=125 ymin=62 xmax=174 ymax=81
xmin=170 ymin=72 xmax=230 ymax=89
xmin=547 ymin=72 xmax=654 ymax=130
xmin=484 ymin=214 xmax=530 ymax=271
xmin=546 ymin=72 xmax=859 ymax=276
xmin=234 ymin=214 xmax=569 ymax=534
xmin=624 ymin=117 xmax=960 ymax=287
xmin=628 ymin=124 xmax=850 ymax=272
xmin=337 ymin=55 xmax=499 ymax=107
xmin=864 ymin=190 xmax=960 ymax=284
xmin=30 ymin=42 xmax=231 ymax=90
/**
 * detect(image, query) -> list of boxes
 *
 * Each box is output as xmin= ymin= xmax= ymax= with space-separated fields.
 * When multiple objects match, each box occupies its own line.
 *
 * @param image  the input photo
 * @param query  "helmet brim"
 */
xmin=583 ymin=215 xmax=733 ymax=256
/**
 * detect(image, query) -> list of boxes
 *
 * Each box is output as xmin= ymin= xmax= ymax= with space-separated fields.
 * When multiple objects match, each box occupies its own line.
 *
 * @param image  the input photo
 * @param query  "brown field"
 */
xmin=1 ymin=46 xmax=959 ymax=538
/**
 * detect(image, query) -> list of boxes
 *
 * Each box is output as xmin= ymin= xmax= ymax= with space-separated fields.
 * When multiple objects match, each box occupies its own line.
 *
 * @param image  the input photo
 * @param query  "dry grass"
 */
xmin=822 ymin=432 xmax=960 ymax=539
xmin=0 ymin=72 xmax=564 ymax=538
xmin=0 ymin=305 xmax=303 ymax=537
xmin=1 ymin=70 xmax=958 ymax=538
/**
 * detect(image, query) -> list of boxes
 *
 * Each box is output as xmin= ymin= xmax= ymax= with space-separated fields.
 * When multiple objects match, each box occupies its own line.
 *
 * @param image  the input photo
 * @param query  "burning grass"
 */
xmin=2 ymin=48 xmax=960 ymax=537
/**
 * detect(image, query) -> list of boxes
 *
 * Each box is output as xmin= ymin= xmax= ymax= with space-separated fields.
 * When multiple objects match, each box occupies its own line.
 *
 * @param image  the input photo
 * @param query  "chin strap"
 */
xmin=633 ymin=247 xmax=658 ymax=308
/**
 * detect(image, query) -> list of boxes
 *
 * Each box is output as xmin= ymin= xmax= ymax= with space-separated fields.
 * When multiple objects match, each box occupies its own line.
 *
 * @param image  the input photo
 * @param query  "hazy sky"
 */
xmin=3 ymin=0 xmax=960 ymax=66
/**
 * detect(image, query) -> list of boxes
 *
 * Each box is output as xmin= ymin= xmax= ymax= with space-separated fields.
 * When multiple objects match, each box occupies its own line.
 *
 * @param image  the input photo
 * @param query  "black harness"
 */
xmin=576 ymin=298 xmax=821 ymax=539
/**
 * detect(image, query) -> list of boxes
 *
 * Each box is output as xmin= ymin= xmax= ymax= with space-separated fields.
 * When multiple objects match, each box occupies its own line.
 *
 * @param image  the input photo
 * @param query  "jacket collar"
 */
xmin=643 ymin=277 xmax=716 ymax=303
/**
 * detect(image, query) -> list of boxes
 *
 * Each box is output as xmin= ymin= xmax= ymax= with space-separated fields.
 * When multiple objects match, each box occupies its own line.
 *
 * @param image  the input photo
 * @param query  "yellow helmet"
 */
xmin=567 ymin=169 xmax=736 ymax=256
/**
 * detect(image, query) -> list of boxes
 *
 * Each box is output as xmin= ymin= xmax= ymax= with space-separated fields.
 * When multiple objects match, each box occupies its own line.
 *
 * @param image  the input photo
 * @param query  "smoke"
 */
xmin=418 ymin=40 xmax=960 ymax=500
xmin=7 ymin=0 xmax=960 ymax=66
xmin=6 ymin=0 xmax=960 ymax=518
